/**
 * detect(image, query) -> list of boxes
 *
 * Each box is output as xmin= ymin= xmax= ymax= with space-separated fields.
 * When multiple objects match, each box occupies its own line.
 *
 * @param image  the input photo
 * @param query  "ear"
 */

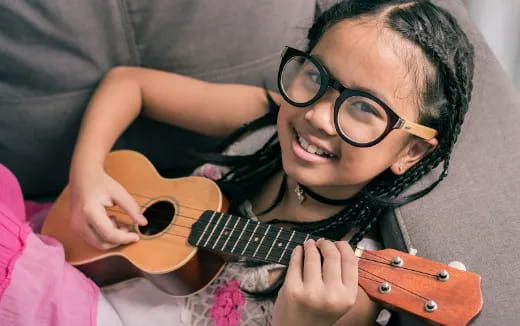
xmin=390 ymin=137 xmax=438 ymax=175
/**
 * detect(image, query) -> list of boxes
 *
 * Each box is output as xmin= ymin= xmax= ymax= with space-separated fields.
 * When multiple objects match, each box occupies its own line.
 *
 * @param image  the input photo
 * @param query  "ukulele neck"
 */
xmin=188 ymin=210 xmax=320 ymax=265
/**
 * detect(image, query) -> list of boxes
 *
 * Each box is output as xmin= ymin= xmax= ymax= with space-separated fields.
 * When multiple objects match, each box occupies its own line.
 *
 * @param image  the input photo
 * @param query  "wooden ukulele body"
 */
xmin=42 ymin=150 xmax=227 ymax=295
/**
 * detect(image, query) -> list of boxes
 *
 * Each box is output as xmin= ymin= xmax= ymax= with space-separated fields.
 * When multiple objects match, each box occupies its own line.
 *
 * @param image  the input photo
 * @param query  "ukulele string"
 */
xmin=105 ymin=205 xmax=438 ymax=278
xmin=358 ymin=266 xmax=432 ymax=302
xmin=358 ymin=251 xmax=437 ymax=278
xmin=104 ymin=205 xmax=441 ymax=301
xmin=128 ymin=192 xmax=210 ymax=215
xmin=108 ymin=205 xmax=380 ymax=259
xmin=156 ymin=225 xmax=440 ymax=281
xmin=154 ymin=229 xmax=435 ymax=302
xmin=116 ymin=199 xmax=409 ymax=269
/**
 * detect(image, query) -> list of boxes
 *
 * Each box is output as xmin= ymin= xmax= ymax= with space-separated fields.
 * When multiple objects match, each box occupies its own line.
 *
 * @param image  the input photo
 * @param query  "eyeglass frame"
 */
xmin=277 ymin=46 xmax=438 ymax=147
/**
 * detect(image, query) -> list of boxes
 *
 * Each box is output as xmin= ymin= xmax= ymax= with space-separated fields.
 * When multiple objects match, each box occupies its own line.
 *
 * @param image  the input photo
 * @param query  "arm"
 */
xmin=71 ymin=66 xmax=274 ymax=173
xmin=70 ymin=66 xmax=278 ymax=249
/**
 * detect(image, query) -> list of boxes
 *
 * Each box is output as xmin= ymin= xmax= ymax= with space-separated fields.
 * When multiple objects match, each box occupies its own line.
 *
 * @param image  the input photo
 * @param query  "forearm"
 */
xmin=70 ymin=65 xmax=276 ymax=179
xmin=70 ymin=68 xmax=143 ymax=178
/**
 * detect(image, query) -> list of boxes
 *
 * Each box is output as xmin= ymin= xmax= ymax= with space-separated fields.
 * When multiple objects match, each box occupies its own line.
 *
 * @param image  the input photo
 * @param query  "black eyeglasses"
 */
xmin=277 ymin=46 xmax=437 ymax=147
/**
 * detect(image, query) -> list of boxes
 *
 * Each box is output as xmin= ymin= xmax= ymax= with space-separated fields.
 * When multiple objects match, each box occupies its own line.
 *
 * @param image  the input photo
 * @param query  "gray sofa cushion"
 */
xmin=0 ymin=0 xmax=314 ymax=196
xmin=380 ymin=0 xmax=520 ymax=325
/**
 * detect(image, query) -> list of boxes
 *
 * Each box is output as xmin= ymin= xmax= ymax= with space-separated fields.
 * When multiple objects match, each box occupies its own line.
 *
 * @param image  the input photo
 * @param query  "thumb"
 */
xmin=110 ymin=181 xmax=148 ymax=226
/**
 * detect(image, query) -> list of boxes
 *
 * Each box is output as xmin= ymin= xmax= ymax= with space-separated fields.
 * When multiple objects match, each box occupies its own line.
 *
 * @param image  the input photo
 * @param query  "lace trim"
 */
xmin=180 ymin=263 xmax=276 ymax=326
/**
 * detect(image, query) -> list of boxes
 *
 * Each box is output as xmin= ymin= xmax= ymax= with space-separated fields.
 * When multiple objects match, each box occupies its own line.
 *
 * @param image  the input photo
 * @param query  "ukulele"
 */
xmin=41 ymin=150 xmax=482 ymax=326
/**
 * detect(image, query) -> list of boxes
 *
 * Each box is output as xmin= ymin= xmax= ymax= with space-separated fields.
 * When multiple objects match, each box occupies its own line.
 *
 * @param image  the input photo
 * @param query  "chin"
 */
xmin=281 ymin=154 xmax=328 ymax=186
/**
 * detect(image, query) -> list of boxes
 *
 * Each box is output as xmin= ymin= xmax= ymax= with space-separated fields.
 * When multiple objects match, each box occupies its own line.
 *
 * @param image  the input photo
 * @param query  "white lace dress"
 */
xmin=98 ymin=259 xmax=279 ymax=326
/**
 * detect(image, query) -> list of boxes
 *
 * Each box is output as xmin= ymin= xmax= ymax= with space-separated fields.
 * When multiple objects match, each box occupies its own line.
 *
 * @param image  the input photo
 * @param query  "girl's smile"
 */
xmin=291 ymin=127 xmax=338 ymax=163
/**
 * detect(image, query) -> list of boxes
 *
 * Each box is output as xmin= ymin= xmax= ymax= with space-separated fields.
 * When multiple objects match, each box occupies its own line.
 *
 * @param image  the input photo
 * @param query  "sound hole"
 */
xmin=139 ymin=201 xmax=175 ymax=236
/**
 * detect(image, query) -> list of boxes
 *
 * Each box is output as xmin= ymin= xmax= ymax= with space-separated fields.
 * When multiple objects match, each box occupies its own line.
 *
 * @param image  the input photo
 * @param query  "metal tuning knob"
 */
xmin=424 ymin=300 xmax=438 ymax=312
xmin=391 ymin=256 xmax=403 ymax=267
xmin=437 ymin=269 xmax=450 ymax=281
xmin=379 ymin=282 xmax=392 ymax=294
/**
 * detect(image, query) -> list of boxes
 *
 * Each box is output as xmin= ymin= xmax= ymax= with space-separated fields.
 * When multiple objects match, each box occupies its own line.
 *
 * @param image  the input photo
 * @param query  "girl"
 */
xmin=0 ymin=0 xmax=474 ymax=325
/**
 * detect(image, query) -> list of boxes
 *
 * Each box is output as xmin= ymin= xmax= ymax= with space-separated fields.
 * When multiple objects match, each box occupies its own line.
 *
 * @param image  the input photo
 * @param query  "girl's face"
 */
xmin=277 ymin=18 xmax=437 ymax=198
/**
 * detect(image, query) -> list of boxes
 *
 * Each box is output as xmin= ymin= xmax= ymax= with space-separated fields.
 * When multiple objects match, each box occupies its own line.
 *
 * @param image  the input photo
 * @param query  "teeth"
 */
xmin=300 ymin=137 xmax=309 ymax=148
xmin=297 ymin=135 xmax=335 ymax=158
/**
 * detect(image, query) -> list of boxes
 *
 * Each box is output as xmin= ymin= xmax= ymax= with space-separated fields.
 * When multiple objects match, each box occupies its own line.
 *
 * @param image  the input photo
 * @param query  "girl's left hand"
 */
xmin=271 ymin=239 xmax=359 ymax=326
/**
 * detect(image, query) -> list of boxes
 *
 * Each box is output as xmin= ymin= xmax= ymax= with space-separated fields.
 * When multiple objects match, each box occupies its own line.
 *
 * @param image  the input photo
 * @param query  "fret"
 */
xmin=240 ymin=222 xmax=260 ymax=256
xmin=195 ymin=211 xmax=218 ymax=246
xmin=220 ymin=215 xmax=241 ymax=252
xmin=264 ymin=227 xmax=283 ymax=261
xmin=202 ymin=212 xmax=225 ymax=248
xmin=293 ymin=231 xmax=309 ymax=246
xmin=253 ymin=224 xmax=271 ymax=258
xmin=279 ymin=230 xmax=296 ymax=264
xmin=271 ymin=228 xmax=291 ymax=263
xmin=231 ymin=219 xmax=249 ymax=254
xmin=211 ymin=213 xmax=232 ymax=249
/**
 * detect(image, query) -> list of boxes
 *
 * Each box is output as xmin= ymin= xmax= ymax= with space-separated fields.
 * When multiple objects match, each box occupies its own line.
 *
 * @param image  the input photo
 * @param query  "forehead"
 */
xmin=312 ymin=19 xmax=421 ymax=119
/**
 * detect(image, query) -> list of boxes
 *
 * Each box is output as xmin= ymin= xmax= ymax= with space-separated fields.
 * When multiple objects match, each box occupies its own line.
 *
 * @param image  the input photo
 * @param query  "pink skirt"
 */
xmin=0 ymin=164 xmax=99 ymax=325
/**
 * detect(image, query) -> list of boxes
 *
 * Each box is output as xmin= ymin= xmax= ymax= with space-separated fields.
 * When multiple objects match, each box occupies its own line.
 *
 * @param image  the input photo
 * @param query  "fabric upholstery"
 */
xmin=0 ymin=0 xmax=313 ymax=196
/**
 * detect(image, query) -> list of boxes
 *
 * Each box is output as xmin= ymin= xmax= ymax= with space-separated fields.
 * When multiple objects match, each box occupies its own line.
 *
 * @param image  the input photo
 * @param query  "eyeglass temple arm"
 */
xmin=396 ymin=119 xmax=438 ymax=140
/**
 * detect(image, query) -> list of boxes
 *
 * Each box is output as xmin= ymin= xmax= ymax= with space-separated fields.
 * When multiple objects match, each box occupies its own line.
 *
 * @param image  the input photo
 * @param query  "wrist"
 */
xmin=69 ymin=156 xmax=105 ymax=184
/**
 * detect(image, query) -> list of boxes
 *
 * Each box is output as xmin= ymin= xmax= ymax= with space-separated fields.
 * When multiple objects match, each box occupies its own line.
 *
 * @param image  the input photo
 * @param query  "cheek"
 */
xmin=335 ymin=142 xmax=401 ymax=183
xmin=277 ymin=104 xmax=298 ymax=140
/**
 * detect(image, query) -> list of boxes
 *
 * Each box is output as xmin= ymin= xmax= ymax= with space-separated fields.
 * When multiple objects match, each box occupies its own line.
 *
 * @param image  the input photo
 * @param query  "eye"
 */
xmin=352 ymin=100 xmax=379 ymax=116
xmin=305 ymin=71 xmax=320 ymax=85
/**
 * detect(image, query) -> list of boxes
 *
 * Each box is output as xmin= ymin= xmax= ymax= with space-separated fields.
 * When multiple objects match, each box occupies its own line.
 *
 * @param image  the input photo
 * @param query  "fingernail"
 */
xmin=305 ymin=239 xmax=315 ymax=245
xmin=316 ymin=238 xmax=324 ymax=243
xmin=139 ymin=215 xmax=148 ymax=225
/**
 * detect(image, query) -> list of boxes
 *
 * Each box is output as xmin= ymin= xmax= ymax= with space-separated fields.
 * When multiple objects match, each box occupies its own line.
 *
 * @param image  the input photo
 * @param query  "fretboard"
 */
xmin=188 ymin=210 xmax=320 ymax=265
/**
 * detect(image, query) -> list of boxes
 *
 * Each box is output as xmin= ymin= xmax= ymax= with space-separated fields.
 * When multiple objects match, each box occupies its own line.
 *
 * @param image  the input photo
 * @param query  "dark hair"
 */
xmin=201 ymin=0 xmax=474 ymax=298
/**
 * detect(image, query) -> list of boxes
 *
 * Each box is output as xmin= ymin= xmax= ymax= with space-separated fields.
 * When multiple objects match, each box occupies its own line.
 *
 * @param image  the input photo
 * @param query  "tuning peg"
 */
xmin=391 ymin=256 xmax=403 ymax=267
xmin=437 ymin=269 xmax=450 ymax=281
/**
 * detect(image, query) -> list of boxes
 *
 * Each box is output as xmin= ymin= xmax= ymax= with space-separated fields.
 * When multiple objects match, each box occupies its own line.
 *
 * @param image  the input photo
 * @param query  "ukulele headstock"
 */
xmin=356 ymin=248 xmax=482 ymax=326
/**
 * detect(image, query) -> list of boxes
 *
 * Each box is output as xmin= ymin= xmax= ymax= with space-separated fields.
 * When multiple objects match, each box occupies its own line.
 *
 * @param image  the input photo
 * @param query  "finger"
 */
xmin=303 ymin=239 xmax=322 ymax=284
xmin=110 ymin=180 xmax=147 ymax=226
xmin=109 ymin=216 xmax=136 ymax=233
xmin=317 ymin=239 xmax=342 ymax=285
xmin=87 ymin=204 xmax=140 ymax=245
xmin=115 ymin=220 xmax=133 ymax=232
xmin=335 ymin=241 xmax=358 ymax=287
xmin=84 ymin=224 xmax=120 ymax=250
xmin=70 ymin=211 xmax=113 ymax=250
xmin=285 ymin=245 xmax=304 ymax=288
xmin=72 ymin=216 xmax=119 ymax=251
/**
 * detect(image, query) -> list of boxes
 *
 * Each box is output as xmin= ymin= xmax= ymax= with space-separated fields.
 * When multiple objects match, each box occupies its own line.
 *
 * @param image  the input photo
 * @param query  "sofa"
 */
xmin=0 ymin=0 xmax=518 ymax=325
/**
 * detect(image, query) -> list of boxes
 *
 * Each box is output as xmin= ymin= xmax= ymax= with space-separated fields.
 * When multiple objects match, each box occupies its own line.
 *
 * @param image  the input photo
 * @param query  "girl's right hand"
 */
xmin=69 ymin=169 xmax=148 ymax=250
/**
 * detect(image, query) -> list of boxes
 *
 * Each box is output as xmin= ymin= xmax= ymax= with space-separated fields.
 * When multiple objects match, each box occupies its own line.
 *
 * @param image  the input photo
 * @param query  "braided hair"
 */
xmin=201 ymin=0 xmax=474 ymax=297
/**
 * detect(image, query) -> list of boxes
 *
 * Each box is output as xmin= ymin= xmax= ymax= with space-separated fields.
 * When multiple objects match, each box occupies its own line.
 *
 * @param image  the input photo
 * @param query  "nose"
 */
xmin=303 ymin=90 xmax=338 ymax=136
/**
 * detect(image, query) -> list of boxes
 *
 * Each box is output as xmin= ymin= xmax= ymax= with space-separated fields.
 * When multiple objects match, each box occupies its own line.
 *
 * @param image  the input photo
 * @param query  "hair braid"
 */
xmin=200 ymin=0 xmax=474 ymax=299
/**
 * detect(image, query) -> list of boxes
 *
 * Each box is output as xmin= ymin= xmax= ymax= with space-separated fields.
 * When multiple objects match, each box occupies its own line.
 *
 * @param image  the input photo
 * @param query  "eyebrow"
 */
xmin=313 ymin=53 xmax=393 ymax=107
